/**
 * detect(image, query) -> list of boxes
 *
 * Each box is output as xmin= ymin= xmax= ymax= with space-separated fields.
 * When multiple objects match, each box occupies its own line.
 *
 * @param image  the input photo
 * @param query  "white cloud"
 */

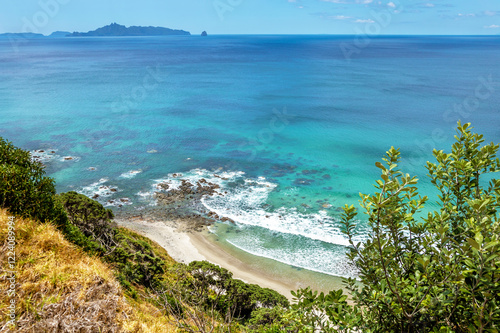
xmin=355 ymin=19 xmax=375 ymax=23
xmin=332 ymin=15 xmax=352 ymax=20
xmin=387 ymin=2 xmax=396 ymax=8
xmin=424 ymin=3 xmax=435 ymax=7
xmin=485 ymin=24 xmax=500 ymax=29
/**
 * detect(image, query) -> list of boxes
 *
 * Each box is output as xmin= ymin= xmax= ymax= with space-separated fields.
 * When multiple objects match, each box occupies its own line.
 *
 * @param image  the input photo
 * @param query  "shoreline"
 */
xmin=114 ymin=216 xmax=347 ymax=301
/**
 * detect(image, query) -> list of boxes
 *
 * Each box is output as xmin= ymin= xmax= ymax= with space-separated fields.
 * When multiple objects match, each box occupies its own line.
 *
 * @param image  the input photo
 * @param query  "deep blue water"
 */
xmin=1 ymin=35 xmax=499 ymax=277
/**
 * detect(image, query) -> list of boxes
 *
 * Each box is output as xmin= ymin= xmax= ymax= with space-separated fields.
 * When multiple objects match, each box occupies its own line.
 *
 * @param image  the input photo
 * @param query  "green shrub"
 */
xmin=0 ymin=138 xmax=95 ymax=252
xmin=56 ymin=191 xmax=168 ymax=288
xmin=287 ymin=122 xmax=500 ymax=333
xmin=247 ymin=307 xmax=291 ymax=332
xmin=108 ymin=228 xmax=167 ymax=288
xmin=0 ymin=137 xmax=65 ymax=225
xmin=57 ymin=191 xmax=116 ymax=250
xmin=186 ymin=261 xmax=289 ymax=321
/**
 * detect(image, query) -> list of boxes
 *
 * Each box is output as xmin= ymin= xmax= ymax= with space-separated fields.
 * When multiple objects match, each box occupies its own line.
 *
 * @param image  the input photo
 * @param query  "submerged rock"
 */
xmin=156 ymin=183 xmax=170 ymax=191
xmin=293 ymin=178 xmax=314 ymax=186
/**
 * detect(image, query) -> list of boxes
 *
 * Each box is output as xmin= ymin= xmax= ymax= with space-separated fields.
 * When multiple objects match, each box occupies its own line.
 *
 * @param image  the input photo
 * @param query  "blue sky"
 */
xmin=0 ymin=0 xmax=499 ymax=35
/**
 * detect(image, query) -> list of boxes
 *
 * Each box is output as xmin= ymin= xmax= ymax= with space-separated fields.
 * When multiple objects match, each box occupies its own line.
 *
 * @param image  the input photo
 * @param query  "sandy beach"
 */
xmin=114 ymin=217 xmax=346 ymax=301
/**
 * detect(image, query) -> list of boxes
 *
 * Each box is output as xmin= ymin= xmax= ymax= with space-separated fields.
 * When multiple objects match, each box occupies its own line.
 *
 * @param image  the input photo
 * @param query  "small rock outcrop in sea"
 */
xmin=293 ymin=178 xmax=314 ymax=186
xmin=117 ymin=175 xmax=236 ymax=232
xmin=106 ymin=198 xmax=132 ymax=208
xmin=201 ymin=31 xmax=208 ymax=36
xmin=31 ymin=149 xmax=58 ymax=164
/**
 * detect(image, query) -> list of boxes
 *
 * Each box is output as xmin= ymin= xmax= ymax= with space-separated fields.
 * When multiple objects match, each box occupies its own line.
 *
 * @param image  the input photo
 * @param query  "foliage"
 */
xmin=152 ymin=261 xmax=289 ymax=332
xmin=57 ymin=191 xmax=116 ymax=250
xmin=247 ymin=307 xmax=297 ymax=332
xmin=246 ymin=287 xmax=361 ymax=333
xmin=185 ymin=261 xmax=289 ymax=321
xmin=0 ymin=137 xmax=66 ymax=226
xmin=284 ymin=122 xmax=499 ymax=333
xmin=152 ymin=263 xmax=240 ymax=333
xmin=0 ymin=138 xmax=97 ymax=254
xmin=109 ymin=227 xmax=169 ymax=288
xmin=56 ymin=191 xmax=170 ymax=289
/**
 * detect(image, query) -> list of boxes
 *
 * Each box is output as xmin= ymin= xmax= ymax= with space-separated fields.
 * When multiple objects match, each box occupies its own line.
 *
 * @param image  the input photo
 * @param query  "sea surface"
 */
xmin=1 ymin=35 xmax=499 ymax=278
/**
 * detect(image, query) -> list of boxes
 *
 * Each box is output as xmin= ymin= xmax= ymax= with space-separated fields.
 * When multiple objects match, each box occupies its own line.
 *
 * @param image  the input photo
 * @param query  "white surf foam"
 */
xmin=225 ymin=236 xmax=358 ymax=278
xmin=139 ymin=168 xmax=366 ymax=276
xmin=119 ymin=169 xmax=142 ymax=179
xmin=78 ymin=178 xmax=133 ymax=207
xmin=30 ymin=149 xmax=59 ymax=163
xmin=201 ymin=177 xmax=357 ymax=247
xmin=138 ymin=168 xmax=246 ymax=204
xmin=78 ymin=178 xmax=121 ymax=199
xmin=142 ymin=168 xmax=361 ymax=247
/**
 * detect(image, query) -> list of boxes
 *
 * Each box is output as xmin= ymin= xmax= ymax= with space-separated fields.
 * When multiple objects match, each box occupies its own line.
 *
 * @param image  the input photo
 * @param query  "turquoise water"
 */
xmin=1 ymin=35 xmax=499 ymax=277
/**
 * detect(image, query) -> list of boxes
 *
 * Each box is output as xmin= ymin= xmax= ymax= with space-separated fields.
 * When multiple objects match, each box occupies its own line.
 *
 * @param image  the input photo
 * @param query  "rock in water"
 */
xmin=201 ymin=31 xmax=208 ymax=37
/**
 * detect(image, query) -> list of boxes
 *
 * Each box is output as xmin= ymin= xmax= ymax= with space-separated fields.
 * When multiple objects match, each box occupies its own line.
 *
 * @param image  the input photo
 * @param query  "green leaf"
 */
xmin=475 ymin=233 xmax=484 ymax=246
xmin=375 ymin=161 xmax=386 ymax=170
xmin=467 ymin=238 xmax=480 ymax=250
xmin=484 ymin=241 xmax=499 ymax=250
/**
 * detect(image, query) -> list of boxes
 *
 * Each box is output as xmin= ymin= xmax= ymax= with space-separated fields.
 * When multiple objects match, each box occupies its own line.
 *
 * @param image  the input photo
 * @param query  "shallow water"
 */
xmin=1 ymin=35 xmax=499 ymax=277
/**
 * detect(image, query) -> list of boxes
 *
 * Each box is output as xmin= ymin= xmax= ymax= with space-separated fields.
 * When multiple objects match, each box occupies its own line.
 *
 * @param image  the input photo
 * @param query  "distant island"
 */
xmin=0 ymin=31 xmax=70 ymax=39
xmin=68 ymin=23 xmax=190 ymax=37
xmin=0 ymin=32 xmax=46 ymax=39
xmin=49 ymin=31 xmax=71 ymax=38
xmin=0 ymin=23 xmax=190 ymax=39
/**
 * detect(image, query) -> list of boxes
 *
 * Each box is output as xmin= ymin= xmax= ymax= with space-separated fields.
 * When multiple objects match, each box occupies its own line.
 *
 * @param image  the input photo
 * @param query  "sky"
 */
xmin=0 ymin=0 xmax=499 ymax=35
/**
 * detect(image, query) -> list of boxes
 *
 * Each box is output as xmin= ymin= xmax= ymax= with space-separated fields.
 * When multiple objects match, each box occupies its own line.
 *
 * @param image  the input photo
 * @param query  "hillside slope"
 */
xmin=0 ymin=209 xmax=176 ymax=332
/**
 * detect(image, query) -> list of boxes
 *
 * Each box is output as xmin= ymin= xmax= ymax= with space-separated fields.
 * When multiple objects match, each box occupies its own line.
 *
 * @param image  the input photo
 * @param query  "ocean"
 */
xmin=1 ymin=35 xmax=499 ymax=278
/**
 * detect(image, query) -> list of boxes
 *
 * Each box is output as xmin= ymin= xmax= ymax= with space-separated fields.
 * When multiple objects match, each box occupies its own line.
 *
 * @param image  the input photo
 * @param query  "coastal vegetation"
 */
xmin=265 ymin=122 xmax=500 ymax=332
xmin=1 ymin=122 xmax=499 ymax=332
xmin=0 ymin=136 xmax=287 ymax=331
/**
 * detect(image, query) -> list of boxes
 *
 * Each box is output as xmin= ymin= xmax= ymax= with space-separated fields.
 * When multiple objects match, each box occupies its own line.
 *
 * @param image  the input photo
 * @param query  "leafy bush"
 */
xmin=58 ymin=191 xmax=116 ymax=250
xmin=247 ymin=307 xmax=293 ymax=332
xmin=287 ymin=122 xmax=500 ymax=333
xmin=0 ymin=138 xmax=97 ymax=252
xmin=109 ymin=228 xmax=168 ymax=288
xmin=0 ymin=137 xmax=66 ymax=226
xmin=56 ymin=191 xmax=169 ymax=288
xmin=185 ymin=261 xmax=289 ymax=321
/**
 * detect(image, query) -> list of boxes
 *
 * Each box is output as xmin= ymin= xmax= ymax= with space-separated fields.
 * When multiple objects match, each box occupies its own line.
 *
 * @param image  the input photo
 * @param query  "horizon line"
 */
xmin=1 ymin=32 xmax=499 ymax=37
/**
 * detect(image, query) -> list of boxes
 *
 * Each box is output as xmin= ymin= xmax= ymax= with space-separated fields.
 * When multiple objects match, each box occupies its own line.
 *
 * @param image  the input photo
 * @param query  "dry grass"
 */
xmin=0 ymin=209 xmax=177 ymax=333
